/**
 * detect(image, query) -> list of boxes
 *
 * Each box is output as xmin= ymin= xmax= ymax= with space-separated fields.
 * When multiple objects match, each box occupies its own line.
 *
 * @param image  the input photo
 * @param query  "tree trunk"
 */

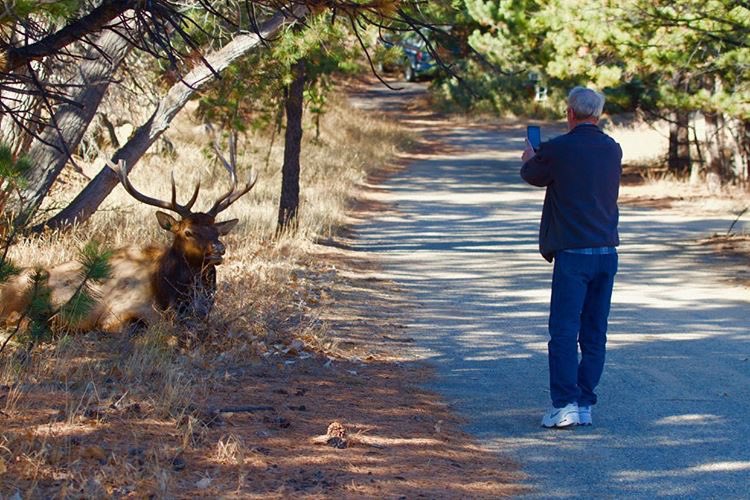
xmin=0 ymin=25 xmax=49 ymax=156
xmin=741 ymin=119 xmax=750 ymax=190
xmin=689 ymin=122 xmax=703 ymax=185
xmin=277 ymin=59 xmax=306 ymax=232
xmin=668 ymin=110 xmax=690 ymax=177
xmin=40 ymin=8 xmax=305 ymax=231
xmin=702 ymin=76 xmax=731 ymax=191
xmin=704 ymin=110 xmax=724 ymax=192
xmin=13 ymin=29 xmax=133 ymax=226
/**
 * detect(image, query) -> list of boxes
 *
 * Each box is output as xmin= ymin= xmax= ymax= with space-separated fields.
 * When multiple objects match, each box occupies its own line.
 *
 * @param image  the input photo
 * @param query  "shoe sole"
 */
xmin=542 ymin=415 xmax=579 ymax=428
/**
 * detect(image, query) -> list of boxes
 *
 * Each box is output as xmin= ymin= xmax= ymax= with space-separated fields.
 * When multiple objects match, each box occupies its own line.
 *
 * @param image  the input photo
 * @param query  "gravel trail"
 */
xmin=350 ymin=83 xmax=750 ymax=498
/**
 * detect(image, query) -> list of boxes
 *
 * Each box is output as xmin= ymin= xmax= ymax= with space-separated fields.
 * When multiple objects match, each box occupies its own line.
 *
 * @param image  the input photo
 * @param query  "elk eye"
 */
xmin=184 ymin=229 xmax=194 ymax=238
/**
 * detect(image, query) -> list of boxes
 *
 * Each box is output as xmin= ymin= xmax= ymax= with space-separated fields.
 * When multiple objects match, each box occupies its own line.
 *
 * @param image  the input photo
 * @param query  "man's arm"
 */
xmin=520 ymin=143 xmax=554 ymax=187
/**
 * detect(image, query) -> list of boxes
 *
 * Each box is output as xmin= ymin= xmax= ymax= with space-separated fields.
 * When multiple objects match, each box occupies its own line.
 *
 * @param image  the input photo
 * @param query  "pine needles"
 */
xmin=56 ymin=241 xmax=113 ymax=327
xmin=0 ymin=241 xmax=113 ymax=359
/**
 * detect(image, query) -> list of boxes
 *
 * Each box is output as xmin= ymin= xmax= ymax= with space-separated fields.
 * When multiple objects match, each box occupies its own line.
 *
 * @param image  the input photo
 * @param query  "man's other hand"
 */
xmin=522 ymin=139 xmax=536 ymax=163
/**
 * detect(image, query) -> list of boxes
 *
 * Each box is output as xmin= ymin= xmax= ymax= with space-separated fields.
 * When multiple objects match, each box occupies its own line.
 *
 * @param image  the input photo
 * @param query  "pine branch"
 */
xmin=4 ymin=0 xmax=134 ymax=72
xmin=0 ymin=260 xmax=20 ymax=283
xmin=55 ymin=241 xmax=112 ymax=326
xmin=24 ymin=268 xmax=54 ymax=348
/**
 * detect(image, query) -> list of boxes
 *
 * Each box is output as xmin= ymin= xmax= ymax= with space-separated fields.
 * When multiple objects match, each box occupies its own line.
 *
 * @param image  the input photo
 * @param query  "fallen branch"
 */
xmin=727 ymin=207 xmax=748 ymax=235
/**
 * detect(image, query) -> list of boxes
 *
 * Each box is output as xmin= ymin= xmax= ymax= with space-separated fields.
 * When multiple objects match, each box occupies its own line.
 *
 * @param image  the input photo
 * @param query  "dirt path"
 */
xmin=349 ymin=81 xmax=750 ymax=497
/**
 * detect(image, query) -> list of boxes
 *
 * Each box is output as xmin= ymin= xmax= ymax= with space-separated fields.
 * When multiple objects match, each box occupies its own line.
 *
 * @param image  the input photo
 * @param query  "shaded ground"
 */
xmin=347 ymin=79 xmax=750 ymax=497
xmin=0 ymin=343 xmax=523 ymax=497
xmin=0 ymin=242 xmax=526 ymax=499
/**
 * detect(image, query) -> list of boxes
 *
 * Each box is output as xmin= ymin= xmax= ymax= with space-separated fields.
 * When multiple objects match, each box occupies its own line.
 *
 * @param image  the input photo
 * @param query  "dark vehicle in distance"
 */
xmin=376 ymin=31 xmax=439 ymax=82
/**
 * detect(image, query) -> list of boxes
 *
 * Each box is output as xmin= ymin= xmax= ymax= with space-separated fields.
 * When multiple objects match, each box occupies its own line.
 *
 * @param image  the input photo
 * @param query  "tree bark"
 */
xmin=277 ymin=58 xmax=306 ymax=232
xmin=701 ymin=75 xmax=730 ymax=191
xmin=668 ymin=110 xmax=690 ymax=177
xmin=14 ymin=28 xmax=133 ymax=226
xmin=3 ymin=0 xmax=133 ymax=72
xmin=0 ymin=25 xmax=50 ymax=156
xmin=741 ymin=119 xmax=750 ymax=189
xmin=40 ymin=8 xmax=306 ymax=231
xmin=704 ymin=110 xmax=724 ymax=192
xmin=689 ymin=122 xmax=703 ymax=185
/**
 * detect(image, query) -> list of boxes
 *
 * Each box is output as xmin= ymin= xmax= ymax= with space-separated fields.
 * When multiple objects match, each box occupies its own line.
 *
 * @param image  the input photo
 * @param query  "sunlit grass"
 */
xmin=0 ymin=91 xmax=413 ymax=495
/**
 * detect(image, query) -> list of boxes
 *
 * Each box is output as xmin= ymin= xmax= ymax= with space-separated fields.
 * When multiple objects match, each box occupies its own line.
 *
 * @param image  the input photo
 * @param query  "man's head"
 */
xmin=566 ymin=86 xmax=605 ymax=130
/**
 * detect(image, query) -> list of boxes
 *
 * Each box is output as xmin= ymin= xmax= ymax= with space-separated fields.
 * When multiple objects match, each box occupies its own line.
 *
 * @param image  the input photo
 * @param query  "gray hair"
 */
xmin=567 ymin=86 xmax=605 ymax=120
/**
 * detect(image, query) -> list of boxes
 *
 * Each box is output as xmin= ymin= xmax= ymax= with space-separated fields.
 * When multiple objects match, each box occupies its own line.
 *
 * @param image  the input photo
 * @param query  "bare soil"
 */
xmin=0 ymin=77 xmax=526 ymax=498
xmin=0 ymin=246 xmax=526 ymax=498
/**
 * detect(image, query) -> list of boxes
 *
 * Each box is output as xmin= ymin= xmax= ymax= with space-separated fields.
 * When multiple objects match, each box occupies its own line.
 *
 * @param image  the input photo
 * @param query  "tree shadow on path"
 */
xmin=353 ymin=119 xmax=750 ymax=498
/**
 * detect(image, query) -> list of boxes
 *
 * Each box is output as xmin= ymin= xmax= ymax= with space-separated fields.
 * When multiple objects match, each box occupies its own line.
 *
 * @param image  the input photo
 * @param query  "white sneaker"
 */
xmin=578 ymin=405 xmax=592 ymax=426
xmin=541 ymin=403 xmax=580 ymax=428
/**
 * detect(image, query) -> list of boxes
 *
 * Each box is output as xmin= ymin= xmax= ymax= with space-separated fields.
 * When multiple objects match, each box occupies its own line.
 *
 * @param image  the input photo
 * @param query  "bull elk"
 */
xmin=0 ymin=135 xmax=255 ymax=333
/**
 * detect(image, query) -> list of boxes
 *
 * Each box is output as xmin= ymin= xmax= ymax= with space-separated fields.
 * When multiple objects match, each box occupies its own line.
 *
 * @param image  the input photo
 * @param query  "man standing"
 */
xmin=520 ymin=87 xmax=622 ymax=428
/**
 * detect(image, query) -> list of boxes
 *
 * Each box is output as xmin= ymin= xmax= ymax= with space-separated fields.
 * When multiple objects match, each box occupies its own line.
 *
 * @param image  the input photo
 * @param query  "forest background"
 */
xmin=0 ymin=0 xmax=747 ymax=496
xmin=1 ymin=0 xmax=748 ymax=238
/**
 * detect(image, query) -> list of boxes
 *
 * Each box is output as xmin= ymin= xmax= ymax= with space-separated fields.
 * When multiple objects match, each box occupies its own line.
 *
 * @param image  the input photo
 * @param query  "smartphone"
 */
xmin=527 ymin=125 xmax=541 ymax=151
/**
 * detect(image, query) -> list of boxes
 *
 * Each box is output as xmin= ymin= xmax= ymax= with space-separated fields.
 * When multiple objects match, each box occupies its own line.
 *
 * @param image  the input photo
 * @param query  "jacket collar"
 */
xmin=571 ymin=123 xmax=601 ymax=132
xmin=570 ymin=123 xmax=601 ymax=133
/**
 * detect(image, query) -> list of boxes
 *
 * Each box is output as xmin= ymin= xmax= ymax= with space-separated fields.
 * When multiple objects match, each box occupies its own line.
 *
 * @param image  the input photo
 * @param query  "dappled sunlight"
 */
xmin=653 ymin=414 xmax=725 ymax=426
xmin=354 ymin=122 xmax=750 ymax=497
xmin=616 ymin=460 xmax=750 ymax=480
xmin=689 ymin=461 xmax=750 ymax=472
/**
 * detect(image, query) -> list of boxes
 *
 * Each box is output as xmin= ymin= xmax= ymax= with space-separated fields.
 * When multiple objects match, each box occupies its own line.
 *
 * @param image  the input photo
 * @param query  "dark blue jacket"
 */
xmin=521 ymin=123 xmax=622 ymax=262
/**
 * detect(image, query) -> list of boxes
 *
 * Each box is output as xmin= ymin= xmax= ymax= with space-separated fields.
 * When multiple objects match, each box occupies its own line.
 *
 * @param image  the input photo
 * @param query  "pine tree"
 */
xmin=456 ymin=0 xmax=749 ymax=185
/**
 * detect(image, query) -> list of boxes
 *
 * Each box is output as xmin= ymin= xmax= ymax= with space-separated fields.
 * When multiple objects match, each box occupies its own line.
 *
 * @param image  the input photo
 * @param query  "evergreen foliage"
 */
xmin=0 ymin=0 xmax=79 ymax=23
xmin=57 ymin=241 xmax=113 ymax=327
xmin=446 ymin=0 xmax=749 ymax=116
xmin=24 ymin=268 xmax=54 ymax=347
xmin=197 ymin=14 xmax=357 ymax=134
xmin=0 ymin=145 xmax=30 ymax=203
xmin=436 ymin=0 xmax=750 ymax=183
xmin=0 ymin=259 xmax=19 ymax=283
xmin=1 ymin=139 xmax=112 ymax=355
xmin=0 ymin=239 xmax=113 ymax=356
xmin=0 ymin=144 xmax=32 ymax=257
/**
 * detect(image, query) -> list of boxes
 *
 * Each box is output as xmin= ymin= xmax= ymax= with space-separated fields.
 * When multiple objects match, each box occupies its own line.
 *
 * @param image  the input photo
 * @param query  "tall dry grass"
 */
xmin=0 ymin=91 xmax=412 ymax=496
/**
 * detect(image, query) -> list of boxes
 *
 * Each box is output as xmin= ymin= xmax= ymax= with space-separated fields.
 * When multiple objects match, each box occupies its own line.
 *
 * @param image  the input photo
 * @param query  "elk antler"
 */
xmin=206 ymin=127 xmax=257 ymax=217
xmin=106 ymin=159 xmax=201 ymax=218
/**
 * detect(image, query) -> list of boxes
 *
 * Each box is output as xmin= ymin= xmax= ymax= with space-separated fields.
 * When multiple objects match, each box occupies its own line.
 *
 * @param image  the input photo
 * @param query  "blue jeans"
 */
xmin=548 ymin=250 xmax=618 ymax=408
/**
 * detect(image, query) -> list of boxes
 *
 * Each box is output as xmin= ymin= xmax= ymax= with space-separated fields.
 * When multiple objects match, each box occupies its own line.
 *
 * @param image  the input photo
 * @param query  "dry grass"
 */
xmin=0 ymin=91 xmax=436 ymax=496
xmin=604 ymin=115 xmax=669 ymax=166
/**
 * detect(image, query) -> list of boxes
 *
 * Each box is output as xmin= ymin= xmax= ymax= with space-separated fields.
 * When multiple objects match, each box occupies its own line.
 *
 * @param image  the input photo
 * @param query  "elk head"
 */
xmin=108 ymin=132 xmax=255 ymax=269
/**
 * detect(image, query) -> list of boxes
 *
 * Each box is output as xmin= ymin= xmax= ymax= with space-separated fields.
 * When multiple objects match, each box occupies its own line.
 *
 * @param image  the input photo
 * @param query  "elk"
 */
xmin=0 ymin=135 xmax=255 ymax=333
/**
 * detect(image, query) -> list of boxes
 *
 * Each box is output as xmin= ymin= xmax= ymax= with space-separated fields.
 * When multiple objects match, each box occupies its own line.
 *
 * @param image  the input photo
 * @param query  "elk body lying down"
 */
xmin=0 ymin=146 xmax=255 ymax=333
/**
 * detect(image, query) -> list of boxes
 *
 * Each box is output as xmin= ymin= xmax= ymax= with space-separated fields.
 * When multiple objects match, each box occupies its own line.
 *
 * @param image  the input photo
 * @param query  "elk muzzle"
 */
xmin=205 ymin=241 xmax=226 ymax=264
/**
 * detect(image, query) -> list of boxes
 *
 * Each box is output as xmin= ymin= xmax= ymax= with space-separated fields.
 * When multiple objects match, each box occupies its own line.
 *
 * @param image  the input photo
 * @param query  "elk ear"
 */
xmin=155 ymin=211 xmax=178 ymax=232
xmin=215 ymin=218 xmax=239 ymax=235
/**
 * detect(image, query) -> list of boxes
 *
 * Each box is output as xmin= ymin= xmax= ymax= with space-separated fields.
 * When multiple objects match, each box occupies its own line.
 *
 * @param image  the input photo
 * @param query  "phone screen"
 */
xmin=527 ymin=125 xmax=541 ymax=151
